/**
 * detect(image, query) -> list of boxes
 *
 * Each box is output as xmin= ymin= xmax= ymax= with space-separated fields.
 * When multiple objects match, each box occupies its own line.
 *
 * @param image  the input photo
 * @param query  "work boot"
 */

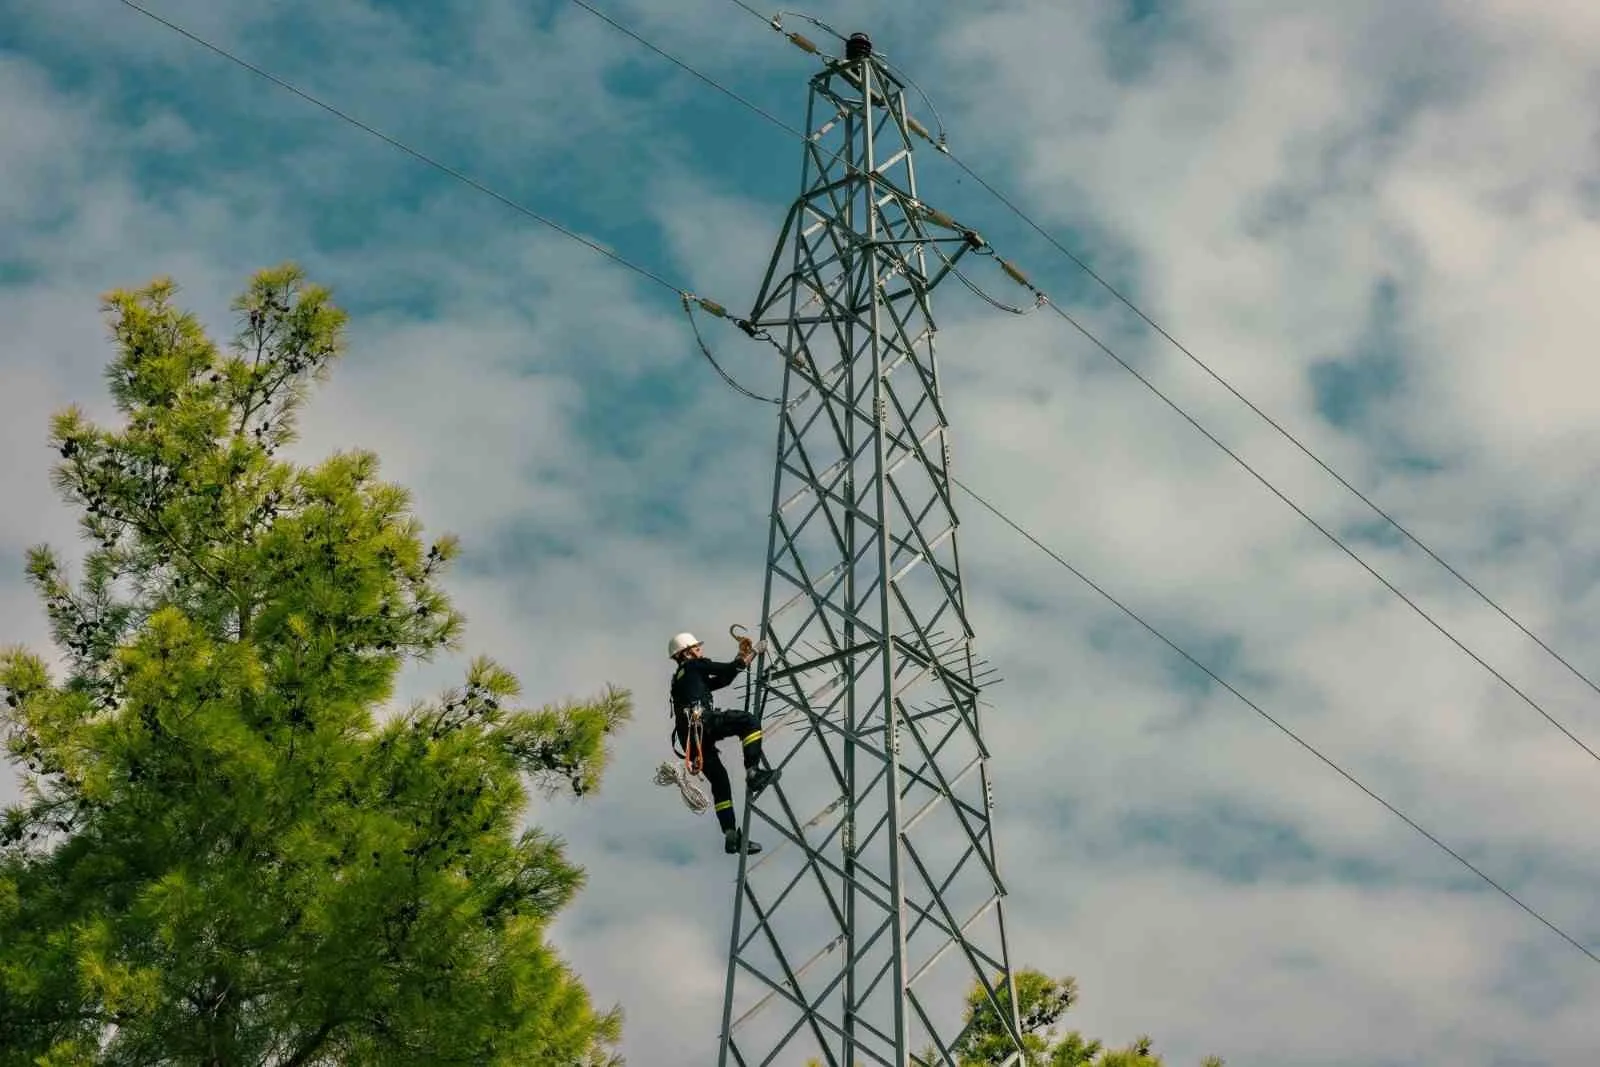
xmin=724 ymin=827 xmax=762 ymax=855
xmin=746 ymin=765 xmax=781 ymax=799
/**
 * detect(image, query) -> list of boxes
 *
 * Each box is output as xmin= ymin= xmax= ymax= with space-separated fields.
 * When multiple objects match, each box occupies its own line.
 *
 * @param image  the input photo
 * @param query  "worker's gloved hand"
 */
xmin=731 ymin=624 xmax=765 ymax=665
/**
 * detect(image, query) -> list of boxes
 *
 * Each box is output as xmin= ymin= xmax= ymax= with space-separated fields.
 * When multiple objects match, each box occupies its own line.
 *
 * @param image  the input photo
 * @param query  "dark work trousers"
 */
xmin=676 ymin=707 xmax=765 ymax=832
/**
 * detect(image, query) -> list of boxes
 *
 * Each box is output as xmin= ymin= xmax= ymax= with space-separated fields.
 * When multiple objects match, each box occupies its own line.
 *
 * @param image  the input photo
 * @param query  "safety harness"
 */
xmin=657 ymin=699 xmax=712 ymax=814
xmin=671 ymin=702 xmax=708 ymax=777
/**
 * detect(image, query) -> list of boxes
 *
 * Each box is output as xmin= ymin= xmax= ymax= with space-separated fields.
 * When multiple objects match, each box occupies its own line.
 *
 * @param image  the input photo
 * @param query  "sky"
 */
xmin=4 ymin=0 xmax=1600 ymax=1064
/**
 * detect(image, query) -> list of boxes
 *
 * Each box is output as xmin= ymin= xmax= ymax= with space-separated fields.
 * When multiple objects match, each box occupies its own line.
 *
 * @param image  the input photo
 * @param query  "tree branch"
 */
xmin=280 ymin=1017 xmax=340 ymax=1067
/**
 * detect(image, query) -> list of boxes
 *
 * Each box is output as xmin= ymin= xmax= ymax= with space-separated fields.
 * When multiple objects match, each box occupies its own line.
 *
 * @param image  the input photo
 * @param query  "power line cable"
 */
xmin=725 ymin=0 xmax=773 ymax=24
xmin=936 ymin=145 xmax=1600 ymax=708
xmin=567 ymin=0 xmax=809 ymax=146
xmin=118 ymin=0 xmax=1600 ymax=974
xmin=998 ymin=272 xmax=1600 ymax=767
xmin=569 ymin=0 xmax=1600 ymax=765
xmin=567 ymin=0 xmax=877 ymax=191
xmin=950 ymin=475 xmax=1600 ymax=970
xmin=115 ymin=0 xmax=779 ymax=401
xmin=116 ymin=0 xmax=681 ymax=294
xmin=682 ymin=296 xmax=781 ymax=404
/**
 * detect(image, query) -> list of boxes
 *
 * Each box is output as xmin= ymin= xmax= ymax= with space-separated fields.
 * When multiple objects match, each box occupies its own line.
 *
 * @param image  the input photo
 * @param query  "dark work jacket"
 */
xmin=671 ymin=656 xmax=747 ymax=716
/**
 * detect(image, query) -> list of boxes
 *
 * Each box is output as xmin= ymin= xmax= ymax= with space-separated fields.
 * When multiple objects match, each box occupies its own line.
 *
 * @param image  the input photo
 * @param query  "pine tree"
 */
xmin=0 ymin=266 xmax=632 ymax=1065
xmin=939 ymin=967 xmax=1226 ymax=1066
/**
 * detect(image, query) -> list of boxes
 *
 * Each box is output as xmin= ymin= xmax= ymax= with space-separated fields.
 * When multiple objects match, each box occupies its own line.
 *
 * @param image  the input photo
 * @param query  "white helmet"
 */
xmin=668 ymin=632 xmax=702 ymax=659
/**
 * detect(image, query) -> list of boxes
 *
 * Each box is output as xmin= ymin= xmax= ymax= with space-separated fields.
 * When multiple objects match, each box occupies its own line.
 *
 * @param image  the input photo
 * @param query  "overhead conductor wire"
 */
xmin=940 ymin=144 xmax=1600 ymax=702
xmin=587 ymin=0 xmax=1600 ymax=768
xmin=951 ymin=478 xmax=1600 ymax=968
xmin=118 ymin=0 xmax=1600 ymax=967
xmin=114 ymin=0 xmax=771 ymax=400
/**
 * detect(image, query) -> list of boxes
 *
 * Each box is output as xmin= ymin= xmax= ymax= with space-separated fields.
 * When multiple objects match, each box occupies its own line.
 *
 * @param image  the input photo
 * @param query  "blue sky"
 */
xmin=7 ymin=1 xmax=1600 ymax=1064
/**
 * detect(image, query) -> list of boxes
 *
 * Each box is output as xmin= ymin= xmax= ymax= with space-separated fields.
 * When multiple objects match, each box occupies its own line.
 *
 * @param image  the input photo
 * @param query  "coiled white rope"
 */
xmin=654 ymin=761 xmax=711 ymax=814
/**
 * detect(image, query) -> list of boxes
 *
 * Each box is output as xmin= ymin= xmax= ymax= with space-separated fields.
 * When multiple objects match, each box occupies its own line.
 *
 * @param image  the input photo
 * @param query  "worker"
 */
xmin=669 ymin=630 xmax=780 ymax=855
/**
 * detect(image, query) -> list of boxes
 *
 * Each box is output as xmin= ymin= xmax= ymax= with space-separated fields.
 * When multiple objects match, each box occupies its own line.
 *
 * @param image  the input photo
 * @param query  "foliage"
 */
xmin=943 ymin=967 xmax=1225 ymax=1066
xmin=800 ymin=966 xmax=1224 ymax=1065
xmin=0 ymin=267 xmax=632 ymax=1065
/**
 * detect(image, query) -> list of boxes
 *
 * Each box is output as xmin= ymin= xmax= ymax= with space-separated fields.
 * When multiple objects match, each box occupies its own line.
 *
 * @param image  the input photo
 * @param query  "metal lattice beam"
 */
xmin=718 ymin=34 xmax=1028 ymax=1067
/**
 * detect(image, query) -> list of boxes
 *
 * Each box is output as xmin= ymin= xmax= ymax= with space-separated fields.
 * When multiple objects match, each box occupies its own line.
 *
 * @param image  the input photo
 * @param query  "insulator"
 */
xmin=1000 ymin=259 xmax=1031 ymax=288
xmin=696 ymin=297 xmax=729 ymax=318
xmin=787 ymin=32 xmax=818 ymax=54
xmin=907 ymin=116 xmax=932 ymax=141
xmin=922 ymin=205 xmax=958 ymax=230
xmin=846 ymin=32 xmax=872 ymax=60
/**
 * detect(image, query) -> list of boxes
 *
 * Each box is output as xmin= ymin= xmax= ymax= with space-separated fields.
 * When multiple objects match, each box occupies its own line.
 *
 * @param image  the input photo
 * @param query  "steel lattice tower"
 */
xmin=717 ymin=32 xmax=1028 ymax=1067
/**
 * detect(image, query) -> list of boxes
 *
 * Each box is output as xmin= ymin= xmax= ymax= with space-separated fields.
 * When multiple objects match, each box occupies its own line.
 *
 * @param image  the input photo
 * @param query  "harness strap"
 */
xmin=670 ymin=703 xmax=708 ymax=777
xmin=685 ymin=712 xmax=705 ymax=777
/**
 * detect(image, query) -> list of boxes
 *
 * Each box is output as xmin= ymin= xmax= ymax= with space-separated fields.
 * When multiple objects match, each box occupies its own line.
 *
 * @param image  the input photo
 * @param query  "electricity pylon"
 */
xmin=717 ymin=32 xmax=1028 ymax=1067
